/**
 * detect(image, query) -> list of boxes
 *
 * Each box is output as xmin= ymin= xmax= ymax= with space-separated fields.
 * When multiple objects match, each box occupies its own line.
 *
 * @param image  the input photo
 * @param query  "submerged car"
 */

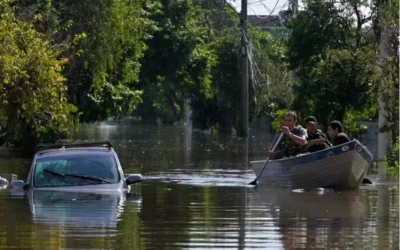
xmin=10 ymin=141 xmax=142 ymax=191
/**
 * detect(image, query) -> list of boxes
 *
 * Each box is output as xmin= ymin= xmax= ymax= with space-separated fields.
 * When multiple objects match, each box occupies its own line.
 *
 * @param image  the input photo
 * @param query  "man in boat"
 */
xmin=304 ymin=116 xmax=332 ymax=152
xmin=327 ymin=120 xmax=350 ymax=146
xmin=267 ymin=111 xmax=308 ymax=159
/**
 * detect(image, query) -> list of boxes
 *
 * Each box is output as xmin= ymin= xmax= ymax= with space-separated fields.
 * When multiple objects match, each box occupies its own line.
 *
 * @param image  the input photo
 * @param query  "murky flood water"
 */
xmin=0 ymin=121 xmax=398 ymax=249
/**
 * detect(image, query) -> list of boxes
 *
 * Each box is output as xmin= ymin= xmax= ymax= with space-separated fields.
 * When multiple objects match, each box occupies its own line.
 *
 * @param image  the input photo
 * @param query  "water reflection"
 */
xmin=27 ymin=190 xmax=140 ymax=228
xmin=248 ymin=186 xmax=398 ymax=249
xmin=251 ymin=187 xmax=367 ymax=219
xmin=0 ymin=189 xmax=142 ymax=249
xmin=184 ymin=124 xmax=192 ymax=167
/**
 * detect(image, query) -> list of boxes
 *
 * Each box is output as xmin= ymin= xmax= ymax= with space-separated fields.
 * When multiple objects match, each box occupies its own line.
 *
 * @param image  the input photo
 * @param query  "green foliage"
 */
xmin=69 ymin=0 xmax=158 ymax=121
xmin=271 ymin=109 xmax=290 ymax=133
xmin=287 ymin=0 xmax=380 ymax=128
xmin=296 ymin=47 xmax=380 ymax=126
xmin=0 ymin=0 xmax=396 ymax=154
xmin=190 ymin=24 xmax=241 ymax=130
xmin=287 ymin=0 xmax=398 ymax=163
xmin=286 ymin=0 xmax=354 ymax=70
xmin=343 ymin=107 xmax=377 ymax=137
xmin=250 ymin=27 xmax=292 ymax=118
xmin=138 ymin=0 xmax=217 ymax=123
xmin=384 ymin=136 xmax=399 ymax=174
xmin=191 ymin=7 xmax=292 ymax=131
xmin=14 ymin=0 xmax=159 ymax=122
xmin=0 ymin=2 xmax=76 ymax=146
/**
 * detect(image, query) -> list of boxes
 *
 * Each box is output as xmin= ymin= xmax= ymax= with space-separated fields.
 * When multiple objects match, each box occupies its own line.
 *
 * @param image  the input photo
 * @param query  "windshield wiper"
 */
xmin=43 ymin=169 xmax=66 ymax=177
xmin=43 ymin=169 xmax=97 ymax=185
xmin=64 ymin=174 xmax=111 ymax=184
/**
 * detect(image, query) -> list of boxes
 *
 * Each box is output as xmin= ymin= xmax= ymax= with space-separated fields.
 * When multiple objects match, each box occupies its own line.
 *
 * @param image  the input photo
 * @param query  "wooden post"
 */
xmin=239 ymin=0 xmax=249 ymax=137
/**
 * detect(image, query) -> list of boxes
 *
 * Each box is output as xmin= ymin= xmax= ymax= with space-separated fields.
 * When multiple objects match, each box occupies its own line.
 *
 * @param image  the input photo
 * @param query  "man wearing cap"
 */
xmin=305 ymin=116 xmax=332 ymax=152
xmin=327 ymin=120 xmax=350 ymax=146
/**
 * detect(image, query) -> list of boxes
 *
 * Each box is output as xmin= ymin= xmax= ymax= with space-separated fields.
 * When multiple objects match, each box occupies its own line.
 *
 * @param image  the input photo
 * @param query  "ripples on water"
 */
xmin=145 ymin=169 xmax=254 ymax=187
xmin=0 ymin=121 xmax=397 ymax=249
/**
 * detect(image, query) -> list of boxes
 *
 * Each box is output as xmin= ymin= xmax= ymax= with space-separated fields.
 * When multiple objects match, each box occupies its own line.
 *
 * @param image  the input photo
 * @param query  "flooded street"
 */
xmin=0 ymin=121 xmax=398 ymax=249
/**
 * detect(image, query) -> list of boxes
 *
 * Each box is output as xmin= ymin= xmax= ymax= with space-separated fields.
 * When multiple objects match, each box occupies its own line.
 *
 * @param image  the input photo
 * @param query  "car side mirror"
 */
xmin=126 ymin=174 xmax=143 ymax=185
xmin=10 ymin=180 xmax=28 ymax=190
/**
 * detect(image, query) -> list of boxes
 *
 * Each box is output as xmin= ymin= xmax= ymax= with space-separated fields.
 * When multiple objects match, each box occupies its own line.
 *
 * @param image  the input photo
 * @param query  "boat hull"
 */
xmin=250 ymin=140 xmax=373 ymax=189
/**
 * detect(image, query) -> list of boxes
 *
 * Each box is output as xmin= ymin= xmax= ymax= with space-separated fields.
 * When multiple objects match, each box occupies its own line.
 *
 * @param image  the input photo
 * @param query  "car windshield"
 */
xmin=34 ymin=153 xmax=120 ymax=187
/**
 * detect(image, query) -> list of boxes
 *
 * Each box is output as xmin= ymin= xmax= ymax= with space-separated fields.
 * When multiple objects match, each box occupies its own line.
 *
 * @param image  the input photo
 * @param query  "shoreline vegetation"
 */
xmin=0 ymin=0 xmax=398 ymax=172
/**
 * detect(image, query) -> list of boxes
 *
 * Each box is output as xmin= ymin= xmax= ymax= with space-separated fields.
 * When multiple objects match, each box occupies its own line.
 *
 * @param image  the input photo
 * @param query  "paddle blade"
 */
xmin=362 ymin=178 xmax=373 ymax=184
xmin=248 ymin=179 xmax=258 ymax=185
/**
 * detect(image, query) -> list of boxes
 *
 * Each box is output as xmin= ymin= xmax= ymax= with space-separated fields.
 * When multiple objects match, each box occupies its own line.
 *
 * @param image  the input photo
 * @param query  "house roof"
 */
xmin=248 ymin=15 xmax=282 ymax=29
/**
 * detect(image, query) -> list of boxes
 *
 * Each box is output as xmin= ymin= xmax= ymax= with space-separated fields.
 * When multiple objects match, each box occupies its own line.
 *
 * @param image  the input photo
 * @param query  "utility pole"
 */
xmin=378 ymin=0 xmax=392 ymax=161
xmin=289 ymin=0 xmax=298 ymax=86
xmin=239 ymin=0 xmax=249 ymax=137
xmin=291 ymin=0 xmax=298 ymax=17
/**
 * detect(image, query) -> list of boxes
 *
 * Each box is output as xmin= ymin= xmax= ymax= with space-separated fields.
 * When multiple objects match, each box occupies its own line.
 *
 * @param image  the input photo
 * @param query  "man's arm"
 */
xmin=308 ymin=136 xmax=332 ymax=148
xmin=282 ymin=126 xmax=307 ymax=146
xmin=320 ymin=133 xmax=332 ymax=147
xmin=289 ymin=133 xmax=307 ymax=146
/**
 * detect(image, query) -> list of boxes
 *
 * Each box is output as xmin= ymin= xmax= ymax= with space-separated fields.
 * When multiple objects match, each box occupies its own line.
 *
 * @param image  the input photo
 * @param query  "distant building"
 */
xmin=247 ymin=10 xmax=292 ymax=30
xmin=247 ymin=15 xmax=281 ymax=30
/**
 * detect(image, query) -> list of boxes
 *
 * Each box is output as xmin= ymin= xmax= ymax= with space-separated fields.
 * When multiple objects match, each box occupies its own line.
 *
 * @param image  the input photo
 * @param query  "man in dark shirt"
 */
xmin=327 ymin=120 xmax=350 ymax=146
xmin=304 ymin=116 xmax=332 ymax=152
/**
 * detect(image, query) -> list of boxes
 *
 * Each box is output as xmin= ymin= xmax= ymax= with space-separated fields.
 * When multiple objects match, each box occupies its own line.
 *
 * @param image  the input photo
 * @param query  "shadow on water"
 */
xmin=0 ymin=120 xmax=397 ymax=249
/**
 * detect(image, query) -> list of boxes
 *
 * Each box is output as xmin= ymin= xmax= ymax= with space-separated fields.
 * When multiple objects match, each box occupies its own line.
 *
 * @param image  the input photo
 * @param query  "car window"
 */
xmin=34 ymin=154 xmax=120 ymax=187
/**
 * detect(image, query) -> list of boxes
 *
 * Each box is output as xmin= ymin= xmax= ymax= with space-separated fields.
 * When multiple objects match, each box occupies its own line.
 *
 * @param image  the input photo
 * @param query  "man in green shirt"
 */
xmin=268 ymin=111 xmax=308 ymax=159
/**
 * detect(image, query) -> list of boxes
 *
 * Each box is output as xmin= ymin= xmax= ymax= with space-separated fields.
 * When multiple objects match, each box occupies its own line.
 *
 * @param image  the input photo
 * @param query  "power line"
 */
xmin=248 ymin=0 xmax=267 ymax=5
xmin=268 ymin=0 xmax=280 ymax=14
xmin=258 ymin=0 xmax=283 ymax=15
xmin=249 ymin=0 xmax=286 ymax=17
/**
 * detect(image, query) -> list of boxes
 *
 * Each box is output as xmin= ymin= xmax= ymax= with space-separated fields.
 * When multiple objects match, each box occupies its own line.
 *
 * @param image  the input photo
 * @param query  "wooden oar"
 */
xmin=248 ymin=133 xmax=284 ymax=186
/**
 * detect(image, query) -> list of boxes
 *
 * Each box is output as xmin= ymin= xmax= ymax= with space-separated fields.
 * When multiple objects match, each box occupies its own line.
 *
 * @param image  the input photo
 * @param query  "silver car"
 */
xmin=10 ymin=141 xmax=142 ymax=191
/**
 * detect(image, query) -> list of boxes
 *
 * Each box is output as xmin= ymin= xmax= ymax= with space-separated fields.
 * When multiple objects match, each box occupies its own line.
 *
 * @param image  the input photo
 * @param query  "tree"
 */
xmin=191 ymin=5 xmax=292 ymax=133
xmin=137 ymin=0 xmax=217 ymax=123
xmin=191 ymin=27 xmax=240 ymax=131
xmin=0 ymin=2 xmax=75 ymax=149
xmin=250 ymin=27 xmax=292 ymax=121
xmin=14 ymin=0 xmax=159 ymax=122
xmin=286 ymin=0 xmax=380 ymax=127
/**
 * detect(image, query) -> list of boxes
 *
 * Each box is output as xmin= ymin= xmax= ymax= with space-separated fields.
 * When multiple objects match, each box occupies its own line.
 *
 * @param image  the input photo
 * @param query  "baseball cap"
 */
xmin=305 ymin=116 xmax=317 ymax=124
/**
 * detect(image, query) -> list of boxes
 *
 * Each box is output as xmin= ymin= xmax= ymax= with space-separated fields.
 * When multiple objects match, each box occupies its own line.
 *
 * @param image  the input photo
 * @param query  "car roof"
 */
xmin=35 ymin=141 xmax=115 ymax=158
xmin=36 ymin=147 xmax=115 ymax=159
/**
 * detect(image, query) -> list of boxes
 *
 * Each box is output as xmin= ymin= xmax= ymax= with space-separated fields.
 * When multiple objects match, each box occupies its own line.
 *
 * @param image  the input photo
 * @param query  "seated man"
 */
xmin=268 ymin=111 xmax=308 ymax=159
xmin=304 ymin=116 xmax=332 ymax=152
xmin=327 ymin=120 xmax=350 ymax=146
